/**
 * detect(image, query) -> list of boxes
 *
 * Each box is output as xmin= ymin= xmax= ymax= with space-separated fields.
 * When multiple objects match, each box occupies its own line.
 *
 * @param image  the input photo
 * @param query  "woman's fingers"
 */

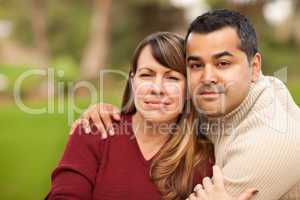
xmin=194 ymin=184 xmax=207 ymax=199
xmin=212 ymin=165 xmax=224 ymax=189
xmin=186 ymin=193 xmax=198 ymax=200
xmin=202 ymin=177 xmax=213 ymax=191
xmin=237 ymin=188 xmax=258 ymax=200
xmin=192 ymin=166 xmax=257 ymax=200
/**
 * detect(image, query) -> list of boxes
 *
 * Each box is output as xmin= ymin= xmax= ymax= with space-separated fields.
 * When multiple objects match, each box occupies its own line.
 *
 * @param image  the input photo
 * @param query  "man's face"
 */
xmin=186 ymin=27 xmax=260 ymax=117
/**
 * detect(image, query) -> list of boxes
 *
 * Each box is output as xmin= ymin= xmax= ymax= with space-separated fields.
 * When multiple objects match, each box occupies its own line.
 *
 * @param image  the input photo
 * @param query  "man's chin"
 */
xmin=194 ymin=105 xmax=224 ymax=118
xmin=193 ymin=100 xmax=226 ymax=117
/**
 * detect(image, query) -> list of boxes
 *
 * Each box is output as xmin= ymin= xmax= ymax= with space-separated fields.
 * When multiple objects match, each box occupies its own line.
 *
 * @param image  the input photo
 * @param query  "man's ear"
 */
xmin=250 ymin=53 xmax=262 ymax=82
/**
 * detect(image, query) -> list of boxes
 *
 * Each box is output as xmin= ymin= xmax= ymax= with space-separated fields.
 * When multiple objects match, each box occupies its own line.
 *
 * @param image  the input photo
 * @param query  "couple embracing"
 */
xmin=46 ymin=9 xmax=300 ymax=200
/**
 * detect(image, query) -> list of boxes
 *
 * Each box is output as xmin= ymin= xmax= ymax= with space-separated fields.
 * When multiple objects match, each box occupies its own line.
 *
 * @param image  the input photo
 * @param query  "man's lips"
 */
xmin=198 ymin=91 xmax=223 ymax=100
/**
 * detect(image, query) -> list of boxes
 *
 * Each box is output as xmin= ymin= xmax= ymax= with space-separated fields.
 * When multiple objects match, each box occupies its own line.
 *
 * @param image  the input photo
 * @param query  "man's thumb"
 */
xmin=237 ymin=188 xmax=258 ymax=200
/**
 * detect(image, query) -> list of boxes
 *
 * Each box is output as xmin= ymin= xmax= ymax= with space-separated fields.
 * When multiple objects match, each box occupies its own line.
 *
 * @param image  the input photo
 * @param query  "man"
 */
xmin=77 ymin=10 xmax=300 ymax=199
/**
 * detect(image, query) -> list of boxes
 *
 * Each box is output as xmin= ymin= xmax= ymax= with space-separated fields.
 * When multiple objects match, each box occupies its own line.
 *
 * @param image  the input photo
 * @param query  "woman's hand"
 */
xmin=71 ymin=103 xmax=121 ymax=138
xmin=186 ymin=166 xmax=258 ymax=200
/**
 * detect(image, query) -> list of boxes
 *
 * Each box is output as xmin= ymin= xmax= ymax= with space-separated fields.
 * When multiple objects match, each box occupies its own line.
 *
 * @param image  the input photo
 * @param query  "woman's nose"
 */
xmin=151 ymin=76 xmax=165 ymax=95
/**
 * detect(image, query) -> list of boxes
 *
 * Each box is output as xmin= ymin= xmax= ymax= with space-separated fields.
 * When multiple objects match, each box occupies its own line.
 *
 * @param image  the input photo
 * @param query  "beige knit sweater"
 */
xmin=200 ymin=75 xmax=300 ymax=200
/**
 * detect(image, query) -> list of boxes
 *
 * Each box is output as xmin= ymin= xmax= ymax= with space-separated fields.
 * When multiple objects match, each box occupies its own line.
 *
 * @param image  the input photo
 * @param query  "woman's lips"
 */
xmin=143 ymin=100 xmax=172 ymax=109
xmin=144 ymin=100 xmax=171 ymax=105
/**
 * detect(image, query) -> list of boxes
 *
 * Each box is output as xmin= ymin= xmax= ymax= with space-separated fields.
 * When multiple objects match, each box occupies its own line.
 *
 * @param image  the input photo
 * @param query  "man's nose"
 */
xmin=201 ymin=65 xmax=217 ymax=85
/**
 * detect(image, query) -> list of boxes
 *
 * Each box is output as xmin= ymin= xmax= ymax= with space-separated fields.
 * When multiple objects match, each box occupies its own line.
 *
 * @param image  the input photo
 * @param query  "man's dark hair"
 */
xmin=185 ymin=9 xmax=258 ymax=61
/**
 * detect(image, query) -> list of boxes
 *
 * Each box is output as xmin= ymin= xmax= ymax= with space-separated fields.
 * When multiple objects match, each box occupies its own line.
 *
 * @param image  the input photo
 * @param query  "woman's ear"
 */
xmin=129 ymin=72 xmax=135 ymax=91
xmin=250 ymin=53 xmax=262 ymax=82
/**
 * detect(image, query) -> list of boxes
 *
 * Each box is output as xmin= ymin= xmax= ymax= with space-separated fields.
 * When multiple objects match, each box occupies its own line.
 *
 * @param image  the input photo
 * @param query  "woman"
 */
xmin=46 ymin=32 xmax=214 ymax=200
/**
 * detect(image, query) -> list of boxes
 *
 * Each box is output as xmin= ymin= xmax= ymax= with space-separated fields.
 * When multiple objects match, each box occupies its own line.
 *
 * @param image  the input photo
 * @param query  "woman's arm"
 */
xmin=46 ymin=125 xmax=102 ymax=200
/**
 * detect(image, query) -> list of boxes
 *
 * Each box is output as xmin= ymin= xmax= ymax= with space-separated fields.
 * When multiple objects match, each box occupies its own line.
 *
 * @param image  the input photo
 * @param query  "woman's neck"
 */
xmin=132 ymin=112 xmax=174 ymax=146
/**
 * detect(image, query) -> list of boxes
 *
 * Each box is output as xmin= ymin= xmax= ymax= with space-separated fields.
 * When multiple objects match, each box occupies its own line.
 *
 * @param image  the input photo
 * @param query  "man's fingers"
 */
xmin=100 ymin=105 xmax=119 ymax=136
xmin=212 ymin=165 xmax=224 ymax=188
xmin=98 ymin=123 xmax=108 ymax=139
xmin=81 ymin=117 xmax=91 ymax=134
xmin=100 ymin=113 xmax=115 ymax=136
xmin=79 ymin=103 xmax=119 ymax=138
xmin=91 ymin=112 xmax=108 ymax=139
xmin=237 ymin=188 xmax=258 ymax=200
xmin=90 ymin=107 xmax=105 ymax=126
xmin=111 ymin=106 xmax=121 ymax=121
xmin=70 ymin=119 xmax=80 ymax=133
xmin=97 ymin=104 xmax=118 ymax=136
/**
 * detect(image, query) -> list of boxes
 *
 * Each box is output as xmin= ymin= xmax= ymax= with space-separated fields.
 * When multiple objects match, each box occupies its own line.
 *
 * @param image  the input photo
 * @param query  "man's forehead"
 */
xmin=185 ymin=27 xmax=241 ymax=55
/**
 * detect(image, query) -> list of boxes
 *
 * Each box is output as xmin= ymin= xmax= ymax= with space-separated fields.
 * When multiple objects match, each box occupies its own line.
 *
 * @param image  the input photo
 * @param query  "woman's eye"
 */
xmin=140 ymin=73 xmax=150 ymax=77
xmin=166 ymin=76 xmax=179 ymax=81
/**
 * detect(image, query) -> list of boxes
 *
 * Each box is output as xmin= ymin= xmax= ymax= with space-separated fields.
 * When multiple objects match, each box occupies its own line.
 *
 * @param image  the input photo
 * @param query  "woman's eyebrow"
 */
xmin=137 ymin=67 xmax=153 ymax=72
xmin=165 ymin=70 xmax=179 ymax=76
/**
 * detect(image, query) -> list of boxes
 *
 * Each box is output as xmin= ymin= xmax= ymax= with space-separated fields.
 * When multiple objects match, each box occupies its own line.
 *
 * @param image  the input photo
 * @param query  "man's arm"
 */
xmin=220 ymin=127 xmax=300 ymax=200
xmin=72 ymin=103 xmax=121 ymax=139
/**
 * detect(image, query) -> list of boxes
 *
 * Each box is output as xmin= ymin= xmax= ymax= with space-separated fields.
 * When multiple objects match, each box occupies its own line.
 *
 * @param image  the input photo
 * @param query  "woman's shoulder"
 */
xmin=63 ymin=113 xmax=134 ymax=163
xmin=66 ymin=124 xmax=104 ymax=156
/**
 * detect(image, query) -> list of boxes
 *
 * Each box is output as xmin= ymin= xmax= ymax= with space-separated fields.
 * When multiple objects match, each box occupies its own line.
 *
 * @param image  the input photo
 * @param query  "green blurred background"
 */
xmin=0 ymin=0 xmax=299 ymax=199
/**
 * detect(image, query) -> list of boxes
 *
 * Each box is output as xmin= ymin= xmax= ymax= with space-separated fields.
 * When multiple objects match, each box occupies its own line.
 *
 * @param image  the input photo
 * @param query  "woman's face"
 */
xmin=132 ymin=45 xmax=186 ymax=123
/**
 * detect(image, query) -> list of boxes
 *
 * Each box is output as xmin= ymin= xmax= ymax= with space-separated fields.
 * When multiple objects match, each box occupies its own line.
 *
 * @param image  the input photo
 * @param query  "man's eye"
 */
xmin=217 ymin=61 xmax=231 ymax=68
xmin=190 ymin=63 xmax=204 ymax=69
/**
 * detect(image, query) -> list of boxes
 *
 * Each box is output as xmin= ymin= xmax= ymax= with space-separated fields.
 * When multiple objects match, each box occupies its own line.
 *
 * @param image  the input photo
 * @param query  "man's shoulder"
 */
xmin=245 ymin=76 xmax=300 ymax=135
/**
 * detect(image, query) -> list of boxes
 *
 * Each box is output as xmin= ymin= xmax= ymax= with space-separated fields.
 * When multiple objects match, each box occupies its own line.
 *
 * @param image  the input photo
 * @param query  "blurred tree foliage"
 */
xmin=110 ymin=0 xmax=185 ymax=69
xmin=0 ymin=0 xmax=299 ymax=78
xmin=0 ymin=0 xmax=185 ymax=69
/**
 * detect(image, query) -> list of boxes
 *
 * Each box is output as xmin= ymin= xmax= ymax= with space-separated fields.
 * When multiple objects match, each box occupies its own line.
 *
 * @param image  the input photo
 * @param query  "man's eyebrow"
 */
xmin=213 ymin=51 xmax=234 ymax=59
xmin=187 ymin=56 xmax=202 ymax=62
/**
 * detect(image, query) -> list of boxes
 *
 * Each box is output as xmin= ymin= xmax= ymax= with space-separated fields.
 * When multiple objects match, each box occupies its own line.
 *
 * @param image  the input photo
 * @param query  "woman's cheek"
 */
xmin=133 ymin=81 xmax=151 ymax=110
xmin=165 ymin=82 xmax=185 ymax=110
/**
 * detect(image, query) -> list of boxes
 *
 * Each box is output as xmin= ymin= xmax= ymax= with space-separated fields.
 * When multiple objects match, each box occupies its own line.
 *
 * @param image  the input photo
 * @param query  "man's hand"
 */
xmin=71 ymin=103 xmax=121 ymax=139
xmin=186 ymin=166 xmax=258 ymax=200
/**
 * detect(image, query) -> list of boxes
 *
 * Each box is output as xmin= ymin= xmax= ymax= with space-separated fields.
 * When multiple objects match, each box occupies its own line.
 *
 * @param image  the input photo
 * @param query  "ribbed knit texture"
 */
xmin=201 ymin=75 xmax=300 ymax=200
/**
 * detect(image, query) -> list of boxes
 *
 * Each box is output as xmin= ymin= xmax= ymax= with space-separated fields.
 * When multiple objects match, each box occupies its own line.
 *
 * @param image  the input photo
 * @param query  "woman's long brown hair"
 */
xmin=121 ymin=32 xmax=213 ymax=200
